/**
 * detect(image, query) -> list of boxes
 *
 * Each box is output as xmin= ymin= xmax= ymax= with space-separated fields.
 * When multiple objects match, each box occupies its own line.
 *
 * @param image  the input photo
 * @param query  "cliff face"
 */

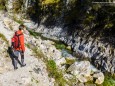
xmin=33 ymin=22 xmax=115 ymax=74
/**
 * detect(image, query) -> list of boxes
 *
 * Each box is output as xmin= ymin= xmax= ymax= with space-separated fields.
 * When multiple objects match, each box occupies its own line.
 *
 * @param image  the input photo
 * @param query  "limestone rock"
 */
xmin=55 ymin=57 xmax=66 ymax=67
xmin=67 ymin=61 xmax=104 ymax=83
xmin=77 ymin=75 xmax=88 ymax=82
xmin=93 ymin=72 xmax=104 ymax=84
xmin=68 ymin=61 xmax=91 ymax=77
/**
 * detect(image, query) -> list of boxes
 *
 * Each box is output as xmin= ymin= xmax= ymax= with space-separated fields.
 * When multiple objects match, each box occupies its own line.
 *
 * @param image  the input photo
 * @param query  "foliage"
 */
xmin=13 ymin=16 xmax=24 ymax=24
xmin=86 ymin=5 xmax=115 ymax=40
xmin=47 ymin=60 xmax=56 ymax=72
xmin=0 ymin=0 xmax=7 ymax=10
xmin=42 ymin=0 xmax=60 ymax=5
xmin=0 ymin=33 xmax=8 ymax=44
xmin=47 ymin=60 xmax=66 ymax=86
xmin=104 ymin=23 xmax=113 ymax=29
xmin=54 ymin=43 xmax=72 ymax=54
xmin=54 ymin=43 xmax=66 ymax=50
xmin=103 ymin=74 xmax=115 ymax=86
xmin=13 ymin=0 xmax=23 ymax=13
xmin=28 ymin=30 xmax=42 ymax=38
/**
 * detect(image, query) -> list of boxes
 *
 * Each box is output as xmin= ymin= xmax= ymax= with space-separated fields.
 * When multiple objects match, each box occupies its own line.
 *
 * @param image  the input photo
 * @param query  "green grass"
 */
xmin=25 ymin=43 xmax=31 ymax=49
xmin=103 ymin=74 xmax=115 ymax=86
xmin=47 ymin=60 xmax=67 ymax=86
xmin=0 ymin=33 xmax=8 ymax=44
xmin=28 ymin=29 xmax=56 ymax=41
xmin=28 ymin=30 xmax=42 ymax=39
xmin=13 ymin=17 xmax=24 ymax=24
xmin=32 ymin=47 xmax=45 ymax=59
xmin=47 ymin=60 xmax=56 ymax=71
xmin=54 ymin=43 xmax=66 ymax=50
xmin=54 ymin=43 xmax=72 ymax=54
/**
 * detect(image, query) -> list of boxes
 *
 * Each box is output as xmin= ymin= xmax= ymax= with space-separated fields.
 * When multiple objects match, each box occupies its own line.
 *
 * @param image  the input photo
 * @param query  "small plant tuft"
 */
xmin=0 ymin=33 xmax=8 ymax=44
xmin=13 ymin=16 xmax=24 ymax=24
xmin=47 ymin=60 xmax=66 ymax=86
xmin=103 ymin=73 xmax=115 ymax=86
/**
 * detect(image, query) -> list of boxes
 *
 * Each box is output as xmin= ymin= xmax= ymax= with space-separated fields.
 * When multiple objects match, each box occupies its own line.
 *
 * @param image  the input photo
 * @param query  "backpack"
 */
xmin=12 ymin=32 xmax=23 ymax=49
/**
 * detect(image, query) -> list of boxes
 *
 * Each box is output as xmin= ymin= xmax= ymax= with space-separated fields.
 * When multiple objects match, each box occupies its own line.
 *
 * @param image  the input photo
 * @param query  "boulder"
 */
xmin=93 ymin=72 xmax=104 ymax=84
xmin=67 ymin=61 xmax=104 ymax=83
xmin=67 ymin=61 xmax=91 ymax=77
xmin=55 ymin=58 xmax=66 ymax=67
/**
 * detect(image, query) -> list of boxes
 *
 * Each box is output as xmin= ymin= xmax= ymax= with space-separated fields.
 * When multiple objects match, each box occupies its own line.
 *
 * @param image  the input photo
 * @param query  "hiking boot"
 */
xmin=21 ymin=64 xmax=26 ymax=67
xmin=14 ymin=67 xmax=18 ymax=70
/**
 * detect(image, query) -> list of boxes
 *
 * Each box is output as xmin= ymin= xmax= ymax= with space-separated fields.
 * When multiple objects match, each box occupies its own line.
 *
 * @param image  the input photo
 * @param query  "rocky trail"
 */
xmin=0 ymin=14 xmax=53 ymax=86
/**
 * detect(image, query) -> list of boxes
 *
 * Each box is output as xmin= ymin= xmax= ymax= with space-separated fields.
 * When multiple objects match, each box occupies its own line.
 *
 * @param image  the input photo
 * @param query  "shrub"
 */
xmin=12 ymin=0 xmax=23 ymax=13
xmin=47 ymin=60 xmax=56 ymax=71
xmin=0 ymin=0 xmax=7 ymax=10
xmin=47 ymin=60 xmax=66 ymax=86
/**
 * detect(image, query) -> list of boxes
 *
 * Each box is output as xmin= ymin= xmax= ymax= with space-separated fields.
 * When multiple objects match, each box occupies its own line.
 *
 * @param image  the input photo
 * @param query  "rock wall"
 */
xmin=30 ymin=23 xmax=115 ymax=74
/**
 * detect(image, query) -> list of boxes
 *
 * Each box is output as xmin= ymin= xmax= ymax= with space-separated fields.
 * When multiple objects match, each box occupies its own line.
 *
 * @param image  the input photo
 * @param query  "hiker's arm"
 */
xmin=20 ymin=35 xmax=25 ymax=52
xmin=21 ymin=44 xmax=25 ymax=52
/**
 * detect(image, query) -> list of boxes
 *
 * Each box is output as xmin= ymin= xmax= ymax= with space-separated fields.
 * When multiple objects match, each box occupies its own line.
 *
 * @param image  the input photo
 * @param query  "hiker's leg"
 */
xmin=21 ymin=51 xmax=26 ymax=66
xmin=14 ymin=56 xmax=18 ymax=69
xmin=13 ymin=50 xmax=20 ymax=69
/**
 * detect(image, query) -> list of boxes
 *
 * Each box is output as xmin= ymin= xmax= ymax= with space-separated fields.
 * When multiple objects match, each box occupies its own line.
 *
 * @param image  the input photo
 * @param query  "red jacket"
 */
xmin=12 ymin=30 xmax=25 ymax=51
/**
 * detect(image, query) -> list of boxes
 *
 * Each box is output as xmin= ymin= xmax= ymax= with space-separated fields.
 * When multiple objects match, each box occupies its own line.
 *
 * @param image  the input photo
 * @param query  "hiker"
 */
xmin=11 ymin=24 xmax=26 ymax=70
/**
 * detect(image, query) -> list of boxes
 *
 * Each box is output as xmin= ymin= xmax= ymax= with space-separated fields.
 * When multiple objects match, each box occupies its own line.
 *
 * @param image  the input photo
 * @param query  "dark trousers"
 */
xmin=13 ymin=50 xmax=25 ymax=68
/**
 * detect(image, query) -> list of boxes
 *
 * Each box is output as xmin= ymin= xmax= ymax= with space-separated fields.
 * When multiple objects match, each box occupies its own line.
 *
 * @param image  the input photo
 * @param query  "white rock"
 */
xmin=55 ymin=58 xmax=66 ymax=66
xmin=67 ymin=61 xmax=91 ymax=82
xmin=77 ymin=75 xmax=88 ymax=82
xmin=90 ymin=65 xmax=99 ymax=73
xmin=93 ymin=72 xmax=104 ymax=84
xmin=68 ymin=61 xmax=91 ymax=76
